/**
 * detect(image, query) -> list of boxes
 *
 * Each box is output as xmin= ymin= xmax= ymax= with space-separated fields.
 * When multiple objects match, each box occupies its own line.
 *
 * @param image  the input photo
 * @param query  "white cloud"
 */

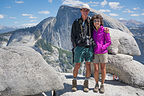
xmin=109 ymin=13 xmax=119 ymax=16
xmin=0 ymin=14 xmax=4 ymax=19
xmin=29 ymin=16 xmax=37 ymax=19
xmin=98 ymin=9 xmax=111 ymax=13
xmin=141 ymin=13 xmax=144 ymax=15
xmin=123 ymin=9 xmax=134 ymax=13
xmin=109 ymin=2 xmax=123 ymax=9
xmin=14 ymin=21 xmax=18 ymax=24
xmin=88 ymin=1 xmax=99 ymax=4
xmin=130 ymin=14 xmax=139 ymax=16
xmin=38 ymin=11 xmax=50 ymax=14
xmin=22 ymin=14 xmax=32 ymax=17
xmin=101 ymin=0 xmax=107 ymax=7
xmin=90 ymin=5 xmax=98 ymax=7
xmin=88 ymin=1 xmax=99 ymax=6
xmin=30 ymin=20 xmax=37 ymax=22
xmin=22 ymin=23 xmax=38 ymax=27
xmin=119 ymin=18 xmax=124 ymax=20
xmin=9 ymin=17 xmax=16 ymax=19
xmin=15 ymin=0 xmax=24 ymax=4
xmin=22 ymin=14 xmax=37 ymax=19
xmin=62 ymin=0 xmax=85 ymax=6
xmin=48 ymin=0 xmax=52 ymax=3
xmin=133 ymin=7 xmax=139 ymax=10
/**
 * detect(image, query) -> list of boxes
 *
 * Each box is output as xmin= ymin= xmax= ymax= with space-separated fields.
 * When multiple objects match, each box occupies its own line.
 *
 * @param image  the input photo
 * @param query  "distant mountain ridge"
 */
xmin=0 ymin=25 xmax=17 ymax=34
xmin=119 ymin=19 xmax=144 ymax=28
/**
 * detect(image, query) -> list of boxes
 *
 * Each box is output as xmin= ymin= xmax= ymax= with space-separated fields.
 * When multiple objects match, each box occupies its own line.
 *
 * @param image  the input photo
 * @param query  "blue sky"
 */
xmin=0 ymin=0 xmax=144 ymax=28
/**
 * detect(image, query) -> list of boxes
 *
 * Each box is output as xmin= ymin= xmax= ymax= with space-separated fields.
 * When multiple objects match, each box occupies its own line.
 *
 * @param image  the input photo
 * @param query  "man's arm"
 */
xmin=71 ymin=21 xmax=77 ymax=48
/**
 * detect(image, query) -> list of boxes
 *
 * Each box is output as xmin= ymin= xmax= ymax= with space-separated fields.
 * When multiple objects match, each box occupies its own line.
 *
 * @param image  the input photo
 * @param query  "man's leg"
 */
xmin=85 ymin=62 xmax=91 ymax=78
xmin=83 ymin=62 xmax=91 ymax=92
xmin=72 ymin=62 xmax=81 ymax=91
xmin=73 ymin=63 xmax=81 ymax=78
xmin=72 ymin=46 xmax=84 ymax=91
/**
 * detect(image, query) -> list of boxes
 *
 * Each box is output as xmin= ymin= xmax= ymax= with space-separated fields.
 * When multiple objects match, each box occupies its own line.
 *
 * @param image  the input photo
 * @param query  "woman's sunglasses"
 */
xmin=93 ymin=19 xmax=100 ymax=23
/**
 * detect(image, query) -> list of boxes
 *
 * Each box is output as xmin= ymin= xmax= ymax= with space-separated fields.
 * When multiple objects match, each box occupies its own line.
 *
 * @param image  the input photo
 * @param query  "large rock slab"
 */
xmin=0 ymin=46 xmax=64 ymax=96
xmin=107 ymin=54 xmax=144 ymax=87
xmin=108 ymin=28 xmax=141 ymax=56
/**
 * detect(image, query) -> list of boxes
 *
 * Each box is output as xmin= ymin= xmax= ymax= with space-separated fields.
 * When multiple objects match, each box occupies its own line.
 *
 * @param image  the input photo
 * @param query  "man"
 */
xmin=71 ymin=4 xmax=93 ymax=92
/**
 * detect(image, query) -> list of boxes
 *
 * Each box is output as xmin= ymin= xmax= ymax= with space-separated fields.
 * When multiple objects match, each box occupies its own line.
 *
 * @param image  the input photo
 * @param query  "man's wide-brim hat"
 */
xmin=80 ymin=4 xmax=90 ymax=10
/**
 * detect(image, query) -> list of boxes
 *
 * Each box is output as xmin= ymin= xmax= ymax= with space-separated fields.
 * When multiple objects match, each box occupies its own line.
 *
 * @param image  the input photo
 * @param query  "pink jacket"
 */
xmin=93 ymin=26 xmax=111 ymax=54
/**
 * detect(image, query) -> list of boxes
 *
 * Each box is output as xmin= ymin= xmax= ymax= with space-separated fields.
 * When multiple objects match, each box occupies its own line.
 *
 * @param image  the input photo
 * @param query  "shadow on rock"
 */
xmin=105 ymin=80 xmax=126 ymax=86
xmin=56 ymin=83 xmax=83 ymax=95
xmin=65 ymin=74 xmax=85 ymax=80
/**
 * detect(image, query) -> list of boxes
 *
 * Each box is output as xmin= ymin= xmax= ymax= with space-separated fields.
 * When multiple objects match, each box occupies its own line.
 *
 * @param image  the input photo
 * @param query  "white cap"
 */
xmin=80 ymin=4 xmax=90 ymax=10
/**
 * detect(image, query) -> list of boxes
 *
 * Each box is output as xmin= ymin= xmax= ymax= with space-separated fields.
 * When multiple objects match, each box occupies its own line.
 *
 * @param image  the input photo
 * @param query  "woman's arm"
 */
xmin=102 ymin=28 xmax=111 ymax=50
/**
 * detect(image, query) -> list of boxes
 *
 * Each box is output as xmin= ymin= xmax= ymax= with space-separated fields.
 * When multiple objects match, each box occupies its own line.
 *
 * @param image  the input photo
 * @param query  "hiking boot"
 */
xmin=83 ymin=80 xmax=89 ymax=92
xmin=93 ymin=83 xmax=99 ymax=92
xmin=99 ymin=84 xmax=105 ymax=93
xmin=72 ymin=79 xmax=77 ymax=91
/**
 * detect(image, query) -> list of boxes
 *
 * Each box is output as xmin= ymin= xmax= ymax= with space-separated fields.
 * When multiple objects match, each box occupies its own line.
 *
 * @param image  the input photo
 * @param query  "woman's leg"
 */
xmin=93 ymin=63 xmax=99 ymax=83
xmin=100 ymin=63 xmax=106 ymax=84
xmin=93 ymin=63 xmax=99 ymax=92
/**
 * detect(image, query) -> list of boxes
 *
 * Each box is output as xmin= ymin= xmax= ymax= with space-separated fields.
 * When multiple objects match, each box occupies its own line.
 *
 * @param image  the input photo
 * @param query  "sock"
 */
xmin=101 ymin=83 xmax=104 ymax=85
xmin=85 ymin=77 xmax=89 ymax=80
xmin=73 ymin=77 xmax=77 ymax=80
xmin=96 ymin=82 xmax=99 ymax=85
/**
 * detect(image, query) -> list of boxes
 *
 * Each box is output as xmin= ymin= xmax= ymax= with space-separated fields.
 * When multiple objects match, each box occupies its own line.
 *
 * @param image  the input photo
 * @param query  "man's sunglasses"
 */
xmin=81 ymin=9 xmax=89 ymax=12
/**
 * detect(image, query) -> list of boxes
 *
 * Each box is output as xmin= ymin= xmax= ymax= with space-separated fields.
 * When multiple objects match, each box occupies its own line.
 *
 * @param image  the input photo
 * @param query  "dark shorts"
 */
xmin=74 ymin=46 xmax=93 ymax=63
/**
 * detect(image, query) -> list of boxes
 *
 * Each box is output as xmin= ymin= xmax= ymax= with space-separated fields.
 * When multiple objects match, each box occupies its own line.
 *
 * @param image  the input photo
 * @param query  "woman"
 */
xmin=91 ymin=14 xmax=111 ymax=93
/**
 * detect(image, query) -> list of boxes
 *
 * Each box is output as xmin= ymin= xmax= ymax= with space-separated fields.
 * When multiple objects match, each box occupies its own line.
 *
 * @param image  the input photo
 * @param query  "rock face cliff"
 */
xmin=0 ymin=32 xmax=13 ymax=47
xmin=6 ymin=5 xmax=131 ymax=51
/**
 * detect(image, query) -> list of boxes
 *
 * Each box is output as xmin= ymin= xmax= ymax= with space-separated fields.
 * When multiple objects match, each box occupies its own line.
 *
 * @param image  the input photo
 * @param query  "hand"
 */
xmin=104 ymin=27 xmax=109 ymax=33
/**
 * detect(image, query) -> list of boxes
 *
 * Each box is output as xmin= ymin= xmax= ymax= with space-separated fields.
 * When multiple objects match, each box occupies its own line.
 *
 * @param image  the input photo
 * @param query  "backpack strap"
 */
xmin=78 ymin=17 xmax=91 ymax=38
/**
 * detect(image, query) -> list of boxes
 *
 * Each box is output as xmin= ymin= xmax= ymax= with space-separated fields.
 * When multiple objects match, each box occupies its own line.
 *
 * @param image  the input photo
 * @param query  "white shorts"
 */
xmin=93 ymin=53 xmax=108 ymax=63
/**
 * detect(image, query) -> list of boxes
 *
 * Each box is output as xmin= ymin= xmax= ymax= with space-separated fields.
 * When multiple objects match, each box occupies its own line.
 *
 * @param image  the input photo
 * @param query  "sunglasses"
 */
xmin=81 ymin=9 xmax=89 ymax=12
xmin=93 ymin=19 xmax=100 ymax=23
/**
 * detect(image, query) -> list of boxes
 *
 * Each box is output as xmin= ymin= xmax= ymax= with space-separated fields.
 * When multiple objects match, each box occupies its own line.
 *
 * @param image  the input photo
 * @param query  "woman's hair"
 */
xmin=91 ymin=14 xmax=104 ymax=26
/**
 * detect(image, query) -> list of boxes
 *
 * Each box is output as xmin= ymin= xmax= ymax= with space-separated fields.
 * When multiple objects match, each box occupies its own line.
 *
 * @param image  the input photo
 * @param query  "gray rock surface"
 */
xmin=107 ymin=54 xmax=144 ymax=87
xmin=54 ymin=73 xmax=144 ymax=96
xmin=108 ymin=28 xmax=141 ymax=55
xmin=0 ymin=46 xmax=64 ymax=96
